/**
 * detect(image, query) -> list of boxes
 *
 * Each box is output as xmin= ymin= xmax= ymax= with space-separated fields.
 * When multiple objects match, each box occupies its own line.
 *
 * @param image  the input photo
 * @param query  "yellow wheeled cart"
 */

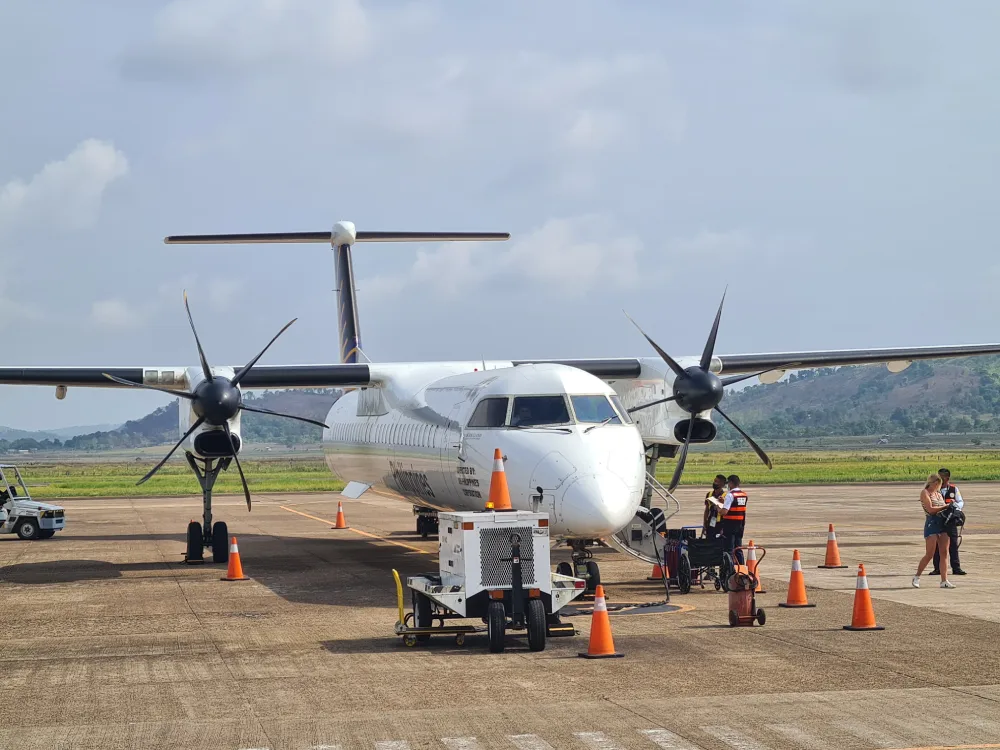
xmin=392 ymin=569 xmax=483 ymax=647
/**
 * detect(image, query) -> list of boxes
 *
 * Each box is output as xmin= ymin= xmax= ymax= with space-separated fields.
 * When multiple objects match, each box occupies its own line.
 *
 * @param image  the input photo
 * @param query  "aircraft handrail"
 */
xmin=645 ymin=471 xmax=680 ymax=521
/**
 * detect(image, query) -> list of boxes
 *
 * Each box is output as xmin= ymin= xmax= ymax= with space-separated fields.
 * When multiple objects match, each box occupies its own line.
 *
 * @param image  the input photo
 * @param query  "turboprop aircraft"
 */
xmin=3 ymin=220 xmax=1000 ymax=589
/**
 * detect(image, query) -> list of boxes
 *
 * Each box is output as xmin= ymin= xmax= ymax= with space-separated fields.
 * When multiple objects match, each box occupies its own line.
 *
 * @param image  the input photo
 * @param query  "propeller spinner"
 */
xmin=625 ymin=292 xmax=786 ymax=491
xmin=104 ymin=292 xmax=328 ymax=510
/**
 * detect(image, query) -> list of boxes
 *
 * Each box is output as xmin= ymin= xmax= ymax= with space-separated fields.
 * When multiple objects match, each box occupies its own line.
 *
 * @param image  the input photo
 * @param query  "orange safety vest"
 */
xmin=723 ymin=489 xmax=748 ymax=523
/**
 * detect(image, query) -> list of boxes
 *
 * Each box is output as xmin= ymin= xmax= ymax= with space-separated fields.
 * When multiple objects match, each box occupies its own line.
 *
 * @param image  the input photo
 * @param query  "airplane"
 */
xmin=3 ymin=219 xmax=1000 ymax=593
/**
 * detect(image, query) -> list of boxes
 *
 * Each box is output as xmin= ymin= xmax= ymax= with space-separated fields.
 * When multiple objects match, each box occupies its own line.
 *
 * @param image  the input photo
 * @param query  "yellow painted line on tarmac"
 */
xmin=888 ymin=745 xmax=1000 ymax=750
xmin=279 ymin=505 xmax=432 ymax=555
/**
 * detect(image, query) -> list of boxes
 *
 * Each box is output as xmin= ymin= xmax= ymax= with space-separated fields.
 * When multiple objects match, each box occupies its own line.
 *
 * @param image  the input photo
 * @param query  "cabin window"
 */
xmin=510 ymin=395 xmax=571 ymax=427
xmin=571 ymin=395 xmax=621 ymax=424
xmin=467 ymin=397 xmax=510 ymax=428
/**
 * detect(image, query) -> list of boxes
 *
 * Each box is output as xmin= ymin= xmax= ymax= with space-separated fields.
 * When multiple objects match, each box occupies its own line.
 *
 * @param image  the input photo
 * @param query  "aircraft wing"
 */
xmin=0 ymin=364 xmax=373 ymax=389
xmin=515 ymin=341 xmax=1000 ymax=379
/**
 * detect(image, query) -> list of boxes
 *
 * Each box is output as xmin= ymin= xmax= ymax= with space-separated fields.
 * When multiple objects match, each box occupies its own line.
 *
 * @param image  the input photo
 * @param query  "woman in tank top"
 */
xmin=912 ymin=473 xmax=955 ymax=588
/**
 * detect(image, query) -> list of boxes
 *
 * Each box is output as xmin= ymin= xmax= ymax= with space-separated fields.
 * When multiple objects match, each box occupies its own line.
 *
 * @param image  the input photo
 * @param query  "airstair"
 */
xmin=607 ymin=471 xmax=680 ymax=565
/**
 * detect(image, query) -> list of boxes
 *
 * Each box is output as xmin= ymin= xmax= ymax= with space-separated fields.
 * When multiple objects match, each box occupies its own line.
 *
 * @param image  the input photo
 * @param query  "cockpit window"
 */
xmin=609 ymin=394 xmax=633 ymax=424
xmin=468 ymin=397 xmax=509 ymax=428
xmin=571 ymin=395 xmax=621 ymax=424
xmin=510 ymin=396 xmax=571 ymax=427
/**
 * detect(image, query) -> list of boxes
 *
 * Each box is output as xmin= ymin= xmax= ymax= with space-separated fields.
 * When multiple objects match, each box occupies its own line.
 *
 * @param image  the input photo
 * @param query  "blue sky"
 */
xmin=1 ymin=1 xmax=999 ymax=429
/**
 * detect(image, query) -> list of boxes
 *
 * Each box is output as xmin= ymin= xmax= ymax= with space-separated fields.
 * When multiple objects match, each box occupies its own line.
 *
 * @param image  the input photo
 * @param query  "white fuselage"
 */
xmin=321 ymin=363 xmax=648 ymax=539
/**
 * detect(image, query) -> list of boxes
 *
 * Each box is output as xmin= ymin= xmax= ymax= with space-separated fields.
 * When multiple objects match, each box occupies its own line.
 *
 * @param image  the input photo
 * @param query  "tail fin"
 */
xmin=164 ymin=222 xmax=510 ymax=365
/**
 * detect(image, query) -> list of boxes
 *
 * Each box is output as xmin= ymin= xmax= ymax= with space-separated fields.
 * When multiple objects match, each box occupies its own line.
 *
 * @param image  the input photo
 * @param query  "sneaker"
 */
xmin=941 ymin=580 xmax=956 ymax=589
xmin=912 ymin=576 xmax=920 ymax=588
xmin=953 ymin=569 xmax=967 ymax=575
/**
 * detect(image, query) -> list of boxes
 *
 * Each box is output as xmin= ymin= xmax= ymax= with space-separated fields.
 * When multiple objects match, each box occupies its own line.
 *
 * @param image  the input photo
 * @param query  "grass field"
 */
xmin=6 ymin=449 xmax=1000 ymax=499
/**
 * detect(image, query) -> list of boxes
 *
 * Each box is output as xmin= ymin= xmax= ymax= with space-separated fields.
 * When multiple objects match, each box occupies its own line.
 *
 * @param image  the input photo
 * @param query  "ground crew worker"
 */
xmin=931 ymin=468 xmax=966 ymax=575
xmin=710 ymin=474 xmax=748 ymax=564
xmin=703 ymin=474 xmax=726 ymax=539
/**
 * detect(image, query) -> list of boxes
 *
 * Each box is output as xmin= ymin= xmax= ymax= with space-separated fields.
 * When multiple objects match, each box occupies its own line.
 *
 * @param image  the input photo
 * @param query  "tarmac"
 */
xmin=1 ymin=483 xmax=999 ymax=750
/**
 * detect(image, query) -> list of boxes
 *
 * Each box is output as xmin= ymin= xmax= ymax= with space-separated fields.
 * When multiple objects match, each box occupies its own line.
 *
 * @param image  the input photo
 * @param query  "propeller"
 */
xmin=625 ymin=292 xmax=788 ymax=491
xmin=105 ymin=292 xmax=329 ymax=509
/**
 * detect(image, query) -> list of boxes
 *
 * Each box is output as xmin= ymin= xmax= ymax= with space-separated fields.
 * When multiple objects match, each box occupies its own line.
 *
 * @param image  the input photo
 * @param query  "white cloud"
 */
xmin=0 ymin=139 xmax=128 ymax=233
xmin=672 ymin=230 xmax=754 ymax=256
xmin=123 ymin=0 xmax=370 ymax=80
xmin=364 ymin=216 xmax=647 ymax=302
xmin=563 ymin=109 xmax=626 ymax=152
xmin=90 ymin=299 xmax=143 ymax=330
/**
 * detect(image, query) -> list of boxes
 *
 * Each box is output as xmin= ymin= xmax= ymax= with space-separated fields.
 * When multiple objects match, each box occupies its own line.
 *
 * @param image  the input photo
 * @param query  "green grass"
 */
xmin=9 ymin=449 xmax=1000 ymax=500
xmin=663 ymin=449 xmax=1000 ymax=485
xmin=15 ymin=458 xmax=345 ymax=499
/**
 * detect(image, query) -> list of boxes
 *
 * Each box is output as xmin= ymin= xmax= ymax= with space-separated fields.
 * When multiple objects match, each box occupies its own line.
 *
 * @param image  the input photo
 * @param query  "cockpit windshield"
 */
xmin=571 ymin=395 xmax=622 ymax=424
xmin=510 ymin=395 xmax=571 ymax=427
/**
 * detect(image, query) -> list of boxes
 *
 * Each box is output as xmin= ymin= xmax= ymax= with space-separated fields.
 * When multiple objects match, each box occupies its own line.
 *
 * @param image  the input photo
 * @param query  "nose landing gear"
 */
xmin=183 ymin=453 xmax=232 ymax=565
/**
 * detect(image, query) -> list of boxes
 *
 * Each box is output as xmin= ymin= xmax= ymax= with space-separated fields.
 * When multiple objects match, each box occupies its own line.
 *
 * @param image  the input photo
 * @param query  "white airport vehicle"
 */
xmin=2 ymin=219 xmax=1000 ymax=577
xmin=0 ymin=465 xmax=65 ymax=540
xmin=396 ymin=509 xmax=585 ymax=652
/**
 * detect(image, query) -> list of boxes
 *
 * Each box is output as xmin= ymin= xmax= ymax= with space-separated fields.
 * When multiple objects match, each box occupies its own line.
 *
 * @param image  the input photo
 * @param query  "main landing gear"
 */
xmin=556 ymin=540 xmax=602 ymax=596
xmin=183 ymin=453 xmax=231 ymax=565
xmin=414 ymin=507 xmax=439 ymax=539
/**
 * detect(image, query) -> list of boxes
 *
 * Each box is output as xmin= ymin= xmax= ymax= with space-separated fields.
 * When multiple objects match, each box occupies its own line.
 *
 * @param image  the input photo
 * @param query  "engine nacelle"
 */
xmin=178 ymin=381 xmax=243 ymax=460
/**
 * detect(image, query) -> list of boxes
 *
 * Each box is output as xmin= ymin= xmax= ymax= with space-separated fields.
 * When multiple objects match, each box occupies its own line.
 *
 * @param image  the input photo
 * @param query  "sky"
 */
xmin=1 ymin=1 xmax=999 ymax=430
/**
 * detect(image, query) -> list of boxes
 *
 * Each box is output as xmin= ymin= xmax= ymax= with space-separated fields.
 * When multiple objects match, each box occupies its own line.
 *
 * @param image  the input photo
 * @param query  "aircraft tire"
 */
xmin=526 ymin=598 xmax=546 ymax=652
xmin=585 ymin=560 xmax=601 ymax=591
xmin=555 ymin=561 xmax=573 ymax=577
xmin=212 ymin=522 xmax=229 ymax=564
xmin=186 ymin=521 xmax=203 ymax=562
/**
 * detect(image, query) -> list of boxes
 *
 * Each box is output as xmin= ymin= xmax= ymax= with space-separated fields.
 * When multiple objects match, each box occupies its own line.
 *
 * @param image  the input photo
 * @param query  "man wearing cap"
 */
xmin=931 ymin=468 xmax=966 ymax=575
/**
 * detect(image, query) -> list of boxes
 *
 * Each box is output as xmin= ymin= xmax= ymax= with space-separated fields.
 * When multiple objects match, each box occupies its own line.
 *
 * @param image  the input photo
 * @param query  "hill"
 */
xmin=716 ymin=355 xmax=1000 ymax=441
xmin=0 ymin=389 xmax=341 ymax=452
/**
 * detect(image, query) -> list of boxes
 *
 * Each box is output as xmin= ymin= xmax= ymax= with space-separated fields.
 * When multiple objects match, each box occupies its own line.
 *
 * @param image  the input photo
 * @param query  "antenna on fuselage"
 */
xmin=165 ymin=222 xmax=510 ymax=365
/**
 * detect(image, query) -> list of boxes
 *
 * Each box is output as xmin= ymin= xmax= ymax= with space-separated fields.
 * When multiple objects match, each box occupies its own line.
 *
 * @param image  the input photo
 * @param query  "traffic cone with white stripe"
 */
xmin=578 ymin=585 xmax=623 ymax=659
xmin=818 ymin=523 xmax=848 ymax=568
xmin=747 ymin=540 xmax=766 ymax=593
xmin=779 ymin=550 xmax=816 ymax=608
xmin=843 ymin=564 xmax=884 ymax=631
xmin=221 ymin=536 xmax=249 ymax=581
xmin=332 ymin=501 xmax=349 ymax=529
xmin=485 ymin=448 xmax=513 ymax=511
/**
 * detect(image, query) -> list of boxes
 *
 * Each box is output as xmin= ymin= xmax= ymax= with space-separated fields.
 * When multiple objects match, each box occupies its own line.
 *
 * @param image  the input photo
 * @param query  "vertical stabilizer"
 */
xmin=335 ymin=242 xmax=362 ymax=364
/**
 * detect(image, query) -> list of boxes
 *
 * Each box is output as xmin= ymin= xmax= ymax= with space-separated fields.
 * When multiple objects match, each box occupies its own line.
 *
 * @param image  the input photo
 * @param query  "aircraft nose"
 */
xmin=559 ymin=472 xmax=640 ymax=538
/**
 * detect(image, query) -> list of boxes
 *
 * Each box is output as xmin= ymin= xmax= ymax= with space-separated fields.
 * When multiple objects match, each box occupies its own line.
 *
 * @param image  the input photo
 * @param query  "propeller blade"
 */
xmin=137 ymin=416 xmax=205 ymax=485
xmin=720 ymin=365 xmax=795 ymax=389
xmin=622 ymin=311 xmax=686 ymax=379
xmin=231 ymin=318 xmax=297 ymax=387
xmin=223 ymin=422 xmax=252 ymax=511
xmin=240 ymin=404 xmax=329 ymax=429
xmin=626 ymin=395 xmax=676 ymax=414
xmin=183 ymin=291 xmax=213 ymax=383
xmin=714 ymin=405 xmax=772 ymax=469
xmin=700 ymin=289 xmax=727 ymax=372
xmin=103 ymin=373 xmax=195 ymax=399
xmin=667 ymin=418 xmax=696 ymax=492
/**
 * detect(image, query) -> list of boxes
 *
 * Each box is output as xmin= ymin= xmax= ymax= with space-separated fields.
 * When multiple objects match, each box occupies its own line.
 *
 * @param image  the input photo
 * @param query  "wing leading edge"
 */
xmin=0 ymin=365 xmax=373 ymax=389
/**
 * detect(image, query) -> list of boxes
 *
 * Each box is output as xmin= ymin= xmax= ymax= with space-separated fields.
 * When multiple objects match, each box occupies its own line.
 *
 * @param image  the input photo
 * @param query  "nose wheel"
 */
xmin=183 ymin=453 xmax=232 ymax=565
xmin=568 ymin=541 xmax=602 ymax=595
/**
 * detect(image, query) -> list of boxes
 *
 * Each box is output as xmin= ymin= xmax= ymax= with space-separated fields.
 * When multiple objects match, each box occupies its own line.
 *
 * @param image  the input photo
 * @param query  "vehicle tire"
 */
xmin=403 ymin=634 xmax=417 ymax=647
xmin=37 ymin=529 xmax=55 ymax=539
xmin=186 ymin=521 xmax=204 ymax=561
xmin=416 ymin=516 xmax=427 ymax=538
xmin=756 ymin=608 xmax=766 ymax=626
xmin=719 ymin=553 xmax=733 ymax=592
xmin=412 ymin=591 xmax=432 ymax=643
xmin=678 ymin=553 xmax=692 ymax=594
xmin=585 ymin=560 xmax=601 ymax=591
xmin=212 ymin=521 xmax=229 ymax=564
xmin=555 ymin=561 xmax=573 ymax=577
xmin=487 ymin=601 xmax=506 ymax=653
xmin=729 ymin=610 xmax=739 ymax=627
xmin=714 ymin=575 xmax=722 ymax=591
xmin=526 ymin=598 xmax=546 ymax=652
xmin=16 ymin=519 xmax=39 ymax=540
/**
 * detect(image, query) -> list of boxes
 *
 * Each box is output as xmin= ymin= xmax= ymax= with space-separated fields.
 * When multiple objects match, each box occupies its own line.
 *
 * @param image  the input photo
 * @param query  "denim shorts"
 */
xmin=924 ymin=514 xmax=946 ymax=538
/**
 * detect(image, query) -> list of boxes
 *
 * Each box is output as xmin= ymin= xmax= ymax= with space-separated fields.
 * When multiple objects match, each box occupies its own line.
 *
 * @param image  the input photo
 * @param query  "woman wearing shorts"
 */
xmin=912 ymin=473 xmax=955 ymax=588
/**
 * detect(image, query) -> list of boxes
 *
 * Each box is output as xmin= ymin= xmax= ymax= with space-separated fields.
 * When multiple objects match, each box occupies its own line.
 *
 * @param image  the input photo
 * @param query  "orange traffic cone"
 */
xmin=332 ymin=501 xmax=349 ymax=529
xmin=747 ymin=540 xmax=766 ymax=593
xmin=779 ymin=549 xmax=816 ymax=608
xmin=843 ymin=563 xmax=884 ymax=631
xmin=578 ymin=585 xmax=623 ymax=659
xmin=221 ymin=536 xmax=249 ymax=581
xmin=818 ymin=524 xmax=848 ymax=568
xmin=485 ymin=448 xmax=513 ymax=511
xmin=647 ymin=563 xmax=668 ymax=581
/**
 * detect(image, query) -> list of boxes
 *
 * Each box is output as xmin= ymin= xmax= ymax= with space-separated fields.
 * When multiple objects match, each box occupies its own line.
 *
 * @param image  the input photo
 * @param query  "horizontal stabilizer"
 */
xmin=341 ymin=481 xmax=371 ymax=499
xmin=165 ymin=231 xmax=510 ymax=244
